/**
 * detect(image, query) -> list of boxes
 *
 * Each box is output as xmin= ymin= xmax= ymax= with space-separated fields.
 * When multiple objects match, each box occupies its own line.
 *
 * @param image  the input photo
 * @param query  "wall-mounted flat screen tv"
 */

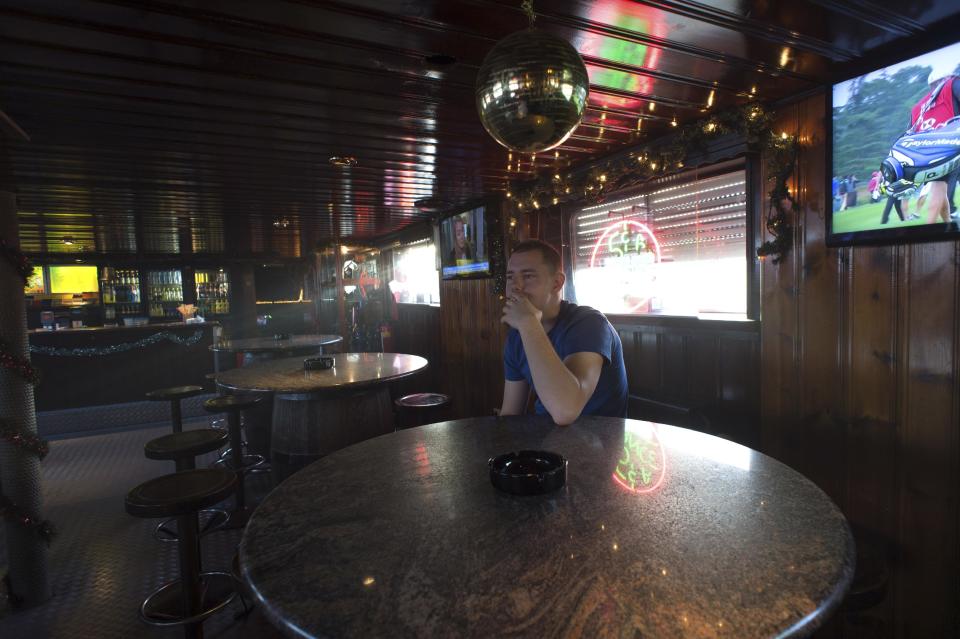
xmin=439 ymin=205 xmax=490 ymax=279
xmin=828 ymin=40 xmax=960 ymax=247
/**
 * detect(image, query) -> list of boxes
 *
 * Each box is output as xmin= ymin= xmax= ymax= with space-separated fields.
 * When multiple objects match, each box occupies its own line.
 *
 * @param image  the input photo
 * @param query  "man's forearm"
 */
xmin=518 ymin=324 xmax=587 ymax=424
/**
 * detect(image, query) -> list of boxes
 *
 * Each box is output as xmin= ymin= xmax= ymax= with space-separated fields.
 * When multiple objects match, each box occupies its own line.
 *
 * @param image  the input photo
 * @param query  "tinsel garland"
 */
xmin=510 ymin=102 xmax=797 ymax=263
xmin=757 ymin=134 xmax=798 ymax=264
xmin=30 ymin=329 xmax=204 ymax=357
xmin=0 ymin=340 xmax=41 ymax=385
xmin=0 ymin=425 xmax=49 ymax=460
xmin=0 ymin=496 xmax=55 ymax=546
xmin=0 ymin=238 xmax=33 ymax=286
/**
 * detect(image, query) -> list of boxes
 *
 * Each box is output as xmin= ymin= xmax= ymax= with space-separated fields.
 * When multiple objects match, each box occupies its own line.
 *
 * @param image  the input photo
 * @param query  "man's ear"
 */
xmin=552 ymin=270 xmax=566 ymax=294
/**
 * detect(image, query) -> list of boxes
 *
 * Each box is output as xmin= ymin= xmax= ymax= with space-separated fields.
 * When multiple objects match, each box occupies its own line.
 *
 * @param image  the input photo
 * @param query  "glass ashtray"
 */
xmin=488 ymin=450 xmax=567 ymax=495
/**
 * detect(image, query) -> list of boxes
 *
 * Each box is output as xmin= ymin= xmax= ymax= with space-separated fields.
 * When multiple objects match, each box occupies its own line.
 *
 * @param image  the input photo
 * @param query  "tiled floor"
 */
xmin=0 ymin=412 xmax=284 ymax=638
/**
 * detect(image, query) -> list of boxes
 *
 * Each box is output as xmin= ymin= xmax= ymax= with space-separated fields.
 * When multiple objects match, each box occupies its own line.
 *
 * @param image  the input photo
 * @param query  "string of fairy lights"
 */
xmin=504 ymin=102 xmax=798 ymax=263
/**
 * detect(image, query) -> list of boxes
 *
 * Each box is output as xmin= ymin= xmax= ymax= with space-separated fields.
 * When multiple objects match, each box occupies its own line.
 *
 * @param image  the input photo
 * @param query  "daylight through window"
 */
xmin=571 ymin=166 xmax=748 ymax=317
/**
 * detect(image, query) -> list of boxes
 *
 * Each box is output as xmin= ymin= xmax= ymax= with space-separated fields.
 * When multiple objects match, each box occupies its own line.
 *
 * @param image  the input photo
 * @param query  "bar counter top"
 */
xmin=240 ymin=415 xmax=855 ymax=638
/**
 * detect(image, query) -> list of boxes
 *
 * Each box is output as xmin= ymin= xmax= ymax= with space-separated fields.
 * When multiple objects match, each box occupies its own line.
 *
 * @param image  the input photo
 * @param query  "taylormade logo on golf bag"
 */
xmin=900 ymin=137 xmax=960 ymax=147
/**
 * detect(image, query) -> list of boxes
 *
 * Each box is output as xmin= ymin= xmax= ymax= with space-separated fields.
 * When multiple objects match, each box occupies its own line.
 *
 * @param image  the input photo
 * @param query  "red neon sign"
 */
xmin=588 ymin=220 xmax=662 ymax=313
xmin=612 ymin=424 xmax=667 ymax=494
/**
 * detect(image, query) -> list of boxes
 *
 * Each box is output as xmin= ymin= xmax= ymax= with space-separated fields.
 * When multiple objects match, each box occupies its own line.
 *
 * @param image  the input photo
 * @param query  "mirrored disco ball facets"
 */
xmin=476 ymin=29 xmax=589 ymax=154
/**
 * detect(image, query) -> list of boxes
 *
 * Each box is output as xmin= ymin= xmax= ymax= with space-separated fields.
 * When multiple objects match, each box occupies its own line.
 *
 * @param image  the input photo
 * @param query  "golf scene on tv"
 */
xmin=831 ymin=41 xmax=960 ymax=238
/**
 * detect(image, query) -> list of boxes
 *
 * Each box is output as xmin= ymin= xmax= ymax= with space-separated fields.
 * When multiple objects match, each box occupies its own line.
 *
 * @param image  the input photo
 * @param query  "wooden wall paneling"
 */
xmin=761 ymin=91 xmax=960 ymax=637
xmin=845 ymin=244 xmax=899 ymax=635
xmin=895 ymin=242 xmax=959 ymax=638
xmin=685 ymin=334 xmax=719 ymax=408
xmin=717 ymin=334 xmax=760 ymax=446
xmin=795 ymin=95 xmax=847 ymax=502
xmin=634 ymin=328 xmax=661 ymax=393
xmin=439 ymin=277 xmax=506 ymax=419
xmin=760 ymin=103 xmax=804 ymax=468
xmin=391 ymin=304 xmax=442 ymax=398
xmin=717 ymin=335 xmax=757 ymax=408
xmin=660 ymin=333 xmax=687 ymax=401
xmin=617 ymin=328 xmax=640 ymax=392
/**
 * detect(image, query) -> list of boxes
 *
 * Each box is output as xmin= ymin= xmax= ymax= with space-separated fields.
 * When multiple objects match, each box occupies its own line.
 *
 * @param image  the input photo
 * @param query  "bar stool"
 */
xmin=395 ymin=393 xmax=451 ymax=430
xmin=126 ymin=469 xmax=240 ymax=639
xmin=147 ymin=386 xmax=206 ymax=433
xmin=203 ymin=395 xmax=265 ymax=528
xmin=144 ymin=429 xmax=231 ymax=543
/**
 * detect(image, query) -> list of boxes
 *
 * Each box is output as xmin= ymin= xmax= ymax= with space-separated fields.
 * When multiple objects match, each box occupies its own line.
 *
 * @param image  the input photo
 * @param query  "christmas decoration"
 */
xmin=30 ymin=329 xmax=204 ymax=357
xmin=509 ymin=102 xmax=799 ymax=263
xmin=0 ymin=425 xmax=48 ymax=460
xmin=0 ymin=496 xmax=55 ymax=545
xmin=0 ymin=340 xmax=40 ymax=385
xmin=476 ymin=1 xmax=588 ymax=153
xmin=0 ymin=238 xmax=33 ymax=286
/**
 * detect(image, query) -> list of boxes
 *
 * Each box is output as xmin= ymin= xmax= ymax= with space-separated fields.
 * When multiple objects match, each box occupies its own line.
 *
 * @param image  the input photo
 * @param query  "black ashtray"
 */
xmin=488 ymin=450 xmax=567 ymax=496
xmin=304 ymin=356 xmax=335 ymax=371
xmin=273 ymin=333 xmax=290 ymax=340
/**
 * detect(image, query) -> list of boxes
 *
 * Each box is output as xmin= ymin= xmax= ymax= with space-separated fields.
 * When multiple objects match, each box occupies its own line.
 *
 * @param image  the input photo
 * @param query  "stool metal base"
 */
xmin=220 ymin=506 xmax=255 ymax=530
xmin=154 ymin=508 xmax=229 ymax=543
xmin=140 ymin=571 xmax=237 ymax=627
xmin=211 ymin=452 xmax=266 ymax=474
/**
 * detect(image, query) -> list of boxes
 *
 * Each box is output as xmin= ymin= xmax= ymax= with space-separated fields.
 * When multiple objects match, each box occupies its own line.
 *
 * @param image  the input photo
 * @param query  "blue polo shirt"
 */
xmin=504 ymin=301 xmax=628 ymax=419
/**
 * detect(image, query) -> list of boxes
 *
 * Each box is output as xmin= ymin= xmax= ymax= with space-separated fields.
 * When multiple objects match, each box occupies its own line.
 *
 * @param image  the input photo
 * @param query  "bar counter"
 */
xmin=29 ymin=322 xmax=218 ymax=411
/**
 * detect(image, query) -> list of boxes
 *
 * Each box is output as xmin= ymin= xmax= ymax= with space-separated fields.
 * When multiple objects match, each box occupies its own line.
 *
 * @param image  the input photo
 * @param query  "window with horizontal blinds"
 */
xmin=570 ymin=167 xmax=748 ymax=317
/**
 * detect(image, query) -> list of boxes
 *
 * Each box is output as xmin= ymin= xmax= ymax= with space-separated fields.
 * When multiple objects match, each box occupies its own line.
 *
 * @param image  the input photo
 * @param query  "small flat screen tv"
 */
xmin=828 ymin=40 xmax=960 ymax=247
xmin=439 ymin=205 xmax=490 ymax=279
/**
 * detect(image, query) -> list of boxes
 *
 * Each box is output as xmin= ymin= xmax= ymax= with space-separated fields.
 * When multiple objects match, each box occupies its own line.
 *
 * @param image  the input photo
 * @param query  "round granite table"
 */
xmin=215 ymin=353 xmax=428 ymax=480
xmin=240 ymin=415 xmax=854 ymax=639
xmin=210 ymin=335 xmax=344 ymax=458
xmin=210 ymin=334 xmax=343 ymax=368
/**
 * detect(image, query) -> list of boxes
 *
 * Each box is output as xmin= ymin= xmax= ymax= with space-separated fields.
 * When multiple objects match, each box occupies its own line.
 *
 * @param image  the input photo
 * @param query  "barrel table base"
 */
xmin=270 ymin=387 xmax=394 ymax=481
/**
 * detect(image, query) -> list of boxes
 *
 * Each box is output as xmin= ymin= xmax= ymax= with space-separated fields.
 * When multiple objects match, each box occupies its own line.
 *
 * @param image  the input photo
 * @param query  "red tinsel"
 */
xmin=0 ymin=238 xmax=33 ymax=286
xmin=0 ymin=496 xmax=55 ymax=545
xmin=0 ymin=341 xmax=40 ymax=385
xmin=0 ymin=426 xmax=48 ymax=459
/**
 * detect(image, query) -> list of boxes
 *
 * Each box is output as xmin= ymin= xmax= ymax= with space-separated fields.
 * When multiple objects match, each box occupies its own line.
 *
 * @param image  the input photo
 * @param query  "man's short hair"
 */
xmin=510 ymin=239 xmax=562 ymax=273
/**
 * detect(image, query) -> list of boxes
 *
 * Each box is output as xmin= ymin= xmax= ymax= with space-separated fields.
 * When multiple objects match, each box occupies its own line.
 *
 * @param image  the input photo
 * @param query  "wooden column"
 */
xmin=0 ymin=110 xmax=50 ymax=606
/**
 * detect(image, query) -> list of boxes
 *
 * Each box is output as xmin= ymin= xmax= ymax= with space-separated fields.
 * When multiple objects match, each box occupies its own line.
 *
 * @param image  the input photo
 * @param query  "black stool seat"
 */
xmin=395 ymin=393 xmax=451 ymax=430
xmin=126 ymin=469 xmax=236 ymax=520
xmin=146 ymin=385 xmax=205 ymax=401
xmin=145 ymin=429 xmax=229 ymax=462
xmin=203 ymin=395 xmax=264 ymax=413
xmin=396 ymin=393 xmax=450 ymax=409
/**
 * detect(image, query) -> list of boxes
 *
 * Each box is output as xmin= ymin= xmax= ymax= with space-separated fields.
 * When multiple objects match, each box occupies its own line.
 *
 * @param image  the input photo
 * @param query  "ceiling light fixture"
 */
xmin=329 ymin=156 xmax=358 ymax=168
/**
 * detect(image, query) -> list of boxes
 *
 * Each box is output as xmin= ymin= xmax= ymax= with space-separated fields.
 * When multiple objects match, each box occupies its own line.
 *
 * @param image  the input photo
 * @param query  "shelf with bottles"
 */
xmin=100 ymin=267 xmax=142 ymax=322
xmin=145 ymin=269 xmax=184 ymax=320
xmin=195 ymin=268 xmax=230 ymax=316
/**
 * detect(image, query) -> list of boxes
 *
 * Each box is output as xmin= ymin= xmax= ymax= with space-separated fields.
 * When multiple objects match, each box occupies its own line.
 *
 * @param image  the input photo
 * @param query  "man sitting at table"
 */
xmin=499 ymin=239 xmax=628 ymax=425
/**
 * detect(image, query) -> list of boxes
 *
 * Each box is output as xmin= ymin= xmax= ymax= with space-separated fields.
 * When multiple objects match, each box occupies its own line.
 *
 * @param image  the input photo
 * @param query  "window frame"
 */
xmin=565 ymin=156 xmax=761 ymax=324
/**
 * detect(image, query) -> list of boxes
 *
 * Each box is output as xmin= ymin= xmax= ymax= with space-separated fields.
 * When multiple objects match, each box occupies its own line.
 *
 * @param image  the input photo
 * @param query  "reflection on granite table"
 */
xmin=240 ymin=416 xmax=854 ymax=638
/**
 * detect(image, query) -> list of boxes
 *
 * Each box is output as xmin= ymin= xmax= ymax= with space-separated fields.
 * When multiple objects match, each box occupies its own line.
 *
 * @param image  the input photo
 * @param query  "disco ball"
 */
xmin=476 ymin=28 xmax=589 ymax=153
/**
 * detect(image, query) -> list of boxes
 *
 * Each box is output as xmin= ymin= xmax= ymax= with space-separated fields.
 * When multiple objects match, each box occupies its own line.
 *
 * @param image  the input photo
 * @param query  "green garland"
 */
xmin=509 ymin=102 xmax=797 ymax=263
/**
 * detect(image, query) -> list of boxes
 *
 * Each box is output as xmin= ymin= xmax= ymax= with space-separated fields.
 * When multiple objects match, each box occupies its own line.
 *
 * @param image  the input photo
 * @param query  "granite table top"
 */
xmin=213 ymin=352 xmax=428 ymax=394
xmin=239 ymin=416 xmax=855 ymax=638
xmin=210 ymin=334 xmax=343 ymax=353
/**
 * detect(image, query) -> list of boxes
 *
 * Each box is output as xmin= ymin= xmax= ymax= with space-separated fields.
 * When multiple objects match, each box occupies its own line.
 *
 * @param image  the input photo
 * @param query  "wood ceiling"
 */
xmin=1 ymin=0 xmax=958 ymax=256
